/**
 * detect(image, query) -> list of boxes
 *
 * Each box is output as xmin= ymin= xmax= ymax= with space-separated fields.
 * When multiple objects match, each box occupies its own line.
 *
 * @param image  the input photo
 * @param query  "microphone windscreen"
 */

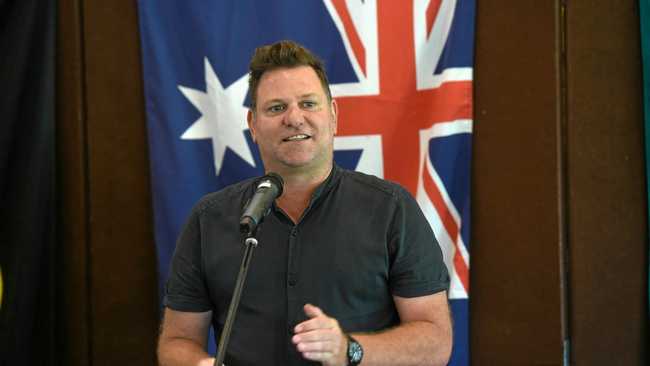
xmin=263 ymin=172 xmax=284 ymax=197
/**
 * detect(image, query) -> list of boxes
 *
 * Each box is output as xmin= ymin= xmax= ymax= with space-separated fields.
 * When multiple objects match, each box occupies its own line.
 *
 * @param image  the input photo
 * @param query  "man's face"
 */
xmin=247 ymin=66 xmax=337 ymax=175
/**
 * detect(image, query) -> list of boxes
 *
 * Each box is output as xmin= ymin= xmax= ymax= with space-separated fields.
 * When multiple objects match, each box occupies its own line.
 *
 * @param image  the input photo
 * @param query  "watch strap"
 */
xmin=346 ymin=334 xmax=364 ymax=366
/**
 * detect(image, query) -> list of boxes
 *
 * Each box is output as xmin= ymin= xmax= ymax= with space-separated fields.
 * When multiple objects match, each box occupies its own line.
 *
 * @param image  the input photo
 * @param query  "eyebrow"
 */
xmin=261 ymin=93 xmax=322 ymax=106
xmin=299 ymin=93 xmax=320 ymax=99
xmin=262 ymin=98 xmax=287 ymax=106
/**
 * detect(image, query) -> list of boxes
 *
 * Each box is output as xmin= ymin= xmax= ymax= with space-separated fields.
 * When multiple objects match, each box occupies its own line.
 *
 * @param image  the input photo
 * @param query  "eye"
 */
xmin=300 ymin=100 xmax=318 ymax=109
xmin=267 ymin=104 xmax=286 ymax=114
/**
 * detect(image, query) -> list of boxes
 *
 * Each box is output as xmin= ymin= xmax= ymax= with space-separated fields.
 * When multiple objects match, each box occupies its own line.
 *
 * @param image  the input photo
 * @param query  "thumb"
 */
xmin=303 ymin=303 xmax=324 ymax=318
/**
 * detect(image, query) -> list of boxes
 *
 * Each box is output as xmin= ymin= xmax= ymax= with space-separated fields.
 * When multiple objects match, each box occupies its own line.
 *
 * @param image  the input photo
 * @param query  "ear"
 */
xmin=247 ymin=109 xmax=257 ymax=143
xmin=330 ymin=99 xmax=338 ymax=134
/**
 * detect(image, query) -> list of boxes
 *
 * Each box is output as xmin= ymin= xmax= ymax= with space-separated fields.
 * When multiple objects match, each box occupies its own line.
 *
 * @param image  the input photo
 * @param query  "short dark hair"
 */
xmin=248 ymin=40 xmax=332 ymax=109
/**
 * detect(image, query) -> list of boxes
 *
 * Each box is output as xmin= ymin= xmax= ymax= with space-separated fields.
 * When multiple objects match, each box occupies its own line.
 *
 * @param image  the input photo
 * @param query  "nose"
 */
xmin=283 ymin=104 xmax=304 ymax=128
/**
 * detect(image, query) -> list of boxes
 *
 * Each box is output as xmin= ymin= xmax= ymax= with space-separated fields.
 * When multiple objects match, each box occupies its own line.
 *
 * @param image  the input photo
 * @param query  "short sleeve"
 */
xmin=163 ymin=208 xmax=213 ymax=312
xmin=388 ymin=186 xmax=450 ymax=298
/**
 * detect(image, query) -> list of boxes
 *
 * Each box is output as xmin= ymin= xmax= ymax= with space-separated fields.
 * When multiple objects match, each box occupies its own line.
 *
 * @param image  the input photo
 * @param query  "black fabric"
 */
xmin=165 ymin=165 xmax=449 ymax=366
xmin=0 ymin=0 xmax=57 ymax=365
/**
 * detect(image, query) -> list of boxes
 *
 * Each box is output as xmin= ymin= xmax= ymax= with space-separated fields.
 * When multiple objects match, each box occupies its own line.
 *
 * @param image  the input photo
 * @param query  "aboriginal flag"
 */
xmin=0 ymin=0 xmax=58 ymax=364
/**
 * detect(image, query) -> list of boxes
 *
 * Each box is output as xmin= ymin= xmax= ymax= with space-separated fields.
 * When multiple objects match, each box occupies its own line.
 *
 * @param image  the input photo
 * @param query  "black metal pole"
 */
xmin=214 ymin=237 xmax=258 ymax=366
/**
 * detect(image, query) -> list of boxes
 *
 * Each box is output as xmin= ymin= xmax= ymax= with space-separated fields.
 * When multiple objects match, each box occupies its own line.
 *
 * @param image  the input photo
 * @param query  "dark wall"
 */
xmin=57 ymin=1 xmax=647 ymax=365
xmin=472 ymin=1 xmax=565 ymax=364
xmin=566 ymin=1 xmax=648 ymax=364
xmin=57 ymin=1 xmax=158 ymax=365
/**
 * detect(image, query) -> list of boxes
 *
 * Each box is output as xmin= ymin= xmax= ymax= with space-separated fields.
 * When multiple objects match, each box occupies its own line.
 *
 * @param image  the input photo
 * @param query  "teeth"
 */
xmin=285 ymin=134 xmax=309 ymax=141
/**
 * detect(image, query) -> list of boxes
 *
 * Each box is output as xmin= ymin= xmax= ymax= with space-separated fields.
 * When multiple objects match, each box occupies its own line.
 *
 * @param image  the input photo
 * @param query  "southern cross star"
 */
xmin=178 ymin=58 xmax=256 ymax=175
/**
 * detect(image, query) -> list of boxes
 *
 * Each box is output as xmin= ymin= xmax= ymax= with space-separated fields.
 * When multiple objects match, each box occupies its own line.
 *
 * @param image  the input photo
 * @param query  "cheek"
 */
xmin=249 ymin=122 xmax=267 ymax=144
xmin=328 ymin=120 xmax=337 ymax=136
xmin=253 ymin=127 xmax=274 ymax=147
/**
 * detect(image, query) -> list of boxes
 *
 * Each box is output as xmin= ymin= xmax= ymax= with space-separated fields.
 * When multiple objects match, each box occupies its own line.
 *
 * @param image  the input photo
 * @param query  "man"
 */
xmin=158 ymin=40 xmax=452 ymax=366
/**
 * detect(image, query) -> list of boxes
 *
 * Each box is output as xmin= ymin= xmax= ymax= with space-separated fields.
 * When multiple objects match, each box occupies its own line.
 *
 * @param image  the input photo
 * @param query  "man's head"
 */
xmin=246 ymin=40 xmax=338 ymax=177
xmin=248 ymin=40 xmax=332 ymax=110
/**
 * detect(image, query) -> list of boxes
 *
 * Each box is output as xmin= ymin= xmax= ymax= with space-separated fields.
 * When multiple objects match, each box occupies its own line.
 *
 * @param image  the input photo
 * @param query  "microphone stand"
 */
xmin=214 ymin=235 xmax=258 ymax=366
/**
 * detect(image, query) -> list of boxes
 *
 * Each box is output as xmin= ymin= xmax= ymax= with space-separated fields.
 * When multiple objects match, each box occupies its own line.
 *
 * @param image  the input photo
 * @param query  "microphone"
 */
xmin=239 ymin=173 xmax=284 ymax=236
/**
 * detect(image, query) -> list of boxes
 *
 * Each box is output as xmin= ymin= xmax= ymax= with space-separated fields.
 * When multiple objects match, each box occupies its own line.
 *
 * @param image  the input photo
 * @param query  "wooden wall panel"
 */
xmin=58 ymin=2 xmax=159 ymax=363
xmin=81 ymin=1 xmax=159 ymax=364
xmin=565 ymin=1 xmax=648 ymax=364
xmin=56 ymin=0 xmax=90 ymax=364
xmin=471 ymin=1 xmax=566 ymax=364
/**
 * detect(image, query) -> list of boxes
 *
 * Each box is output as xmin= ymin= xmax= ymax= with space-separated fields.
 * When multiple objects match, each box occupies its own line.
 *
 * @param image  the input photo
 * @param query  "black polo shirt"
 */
xmin=164 ymin=165 xmax=449 ymax=366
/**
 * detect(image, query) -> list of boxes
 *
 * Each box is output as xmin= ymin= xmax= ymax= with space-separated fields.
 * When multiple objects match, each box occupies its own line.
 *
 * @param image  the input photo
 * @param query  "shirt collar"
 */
xmin=309 ymin=163 xmax=341 ymax=202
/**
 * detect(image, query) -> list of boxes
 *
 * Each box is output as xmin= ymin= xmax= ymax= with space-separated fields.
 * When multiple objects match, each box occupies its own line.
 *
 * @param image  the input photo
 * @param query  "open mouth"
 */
xmin=283 ymin=134 xmax=311 ymax=142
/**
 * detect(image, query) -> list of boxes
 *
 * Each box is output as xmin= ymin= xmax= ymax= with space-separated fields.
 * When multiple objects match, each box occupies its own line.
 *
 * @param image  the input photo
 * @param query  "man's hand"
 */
xmin=292 ymin=304 xmax=348 ymax=366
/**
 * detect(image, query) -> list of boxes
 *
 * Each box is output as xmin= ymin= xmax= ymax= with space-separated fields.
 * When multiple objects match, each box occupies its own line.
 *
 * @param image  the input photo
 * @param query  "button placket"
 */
xmin=286 ymin=226 xmax=301 ymax=362
xmin=287 ymin=227 xmax=299 ymax=287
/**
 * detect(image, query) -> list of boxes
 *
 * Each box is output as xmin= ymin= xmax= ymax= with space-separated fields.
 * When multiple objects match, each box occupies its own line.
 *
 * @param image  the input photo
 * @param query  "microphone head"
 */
xmin=262 ymin=172 xmax=284 ymax=197
xmin=239 ymin=173 xmax=284 ymax=236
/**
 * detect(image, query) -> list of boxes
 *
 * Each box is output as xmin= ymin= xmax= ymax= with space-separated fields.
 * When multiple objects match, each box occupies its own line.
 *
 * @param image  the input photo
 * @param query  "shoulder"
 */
xmin=339 ymin=168 xmax=413 ymax=202
xmin=191 ymin=177 xmax=256 ymax=216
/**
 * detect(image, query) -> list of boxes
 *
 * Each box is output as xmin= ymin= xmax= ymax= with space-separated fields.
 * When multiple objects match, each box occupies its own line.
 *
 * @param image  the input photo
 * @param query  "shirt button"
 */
xmin=288 ymin=279 xmax=297 ymax=286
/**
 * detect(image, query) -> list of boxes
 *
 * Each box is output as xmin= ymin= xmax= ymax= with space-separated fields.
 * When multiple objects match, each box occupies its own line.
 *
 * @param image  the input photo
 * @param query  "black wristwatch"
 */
xmin=346 ymin=334 xmax=364 ymax=365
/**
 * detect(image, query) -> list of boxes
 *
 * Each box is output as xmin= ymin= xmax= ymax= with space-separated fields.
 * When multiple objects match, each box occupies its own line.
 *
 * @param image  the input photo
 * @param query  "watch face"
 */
xmin=348 ymin=339 xmax=363 ymax=364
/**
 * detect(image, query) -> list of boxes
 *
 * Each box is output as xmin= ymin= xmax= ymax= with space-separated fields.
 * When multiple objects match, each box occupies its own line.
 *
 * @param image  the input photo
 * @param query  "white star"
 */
xmin=178 ymin=58 xmax=255 ymax=175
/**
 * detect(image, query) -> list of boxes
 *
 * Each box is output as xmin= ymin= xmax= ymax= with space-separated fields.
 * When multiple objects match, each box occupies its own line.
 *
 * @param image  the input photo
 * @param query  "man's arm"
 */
xmin=355 ymin=291 xmax=452 ymax=365
xmin=158 ymin=307 xmax=215 ymax=366
xmin=292 ymin=291 xmax=452 ymax=366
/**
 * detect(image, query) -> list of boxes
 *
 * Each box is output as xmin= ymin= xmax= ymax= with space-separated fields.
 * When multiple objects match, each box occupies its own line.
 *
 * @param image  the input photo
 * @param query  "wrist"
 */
xmin=345 ymin=334 xmax=364 ymax=366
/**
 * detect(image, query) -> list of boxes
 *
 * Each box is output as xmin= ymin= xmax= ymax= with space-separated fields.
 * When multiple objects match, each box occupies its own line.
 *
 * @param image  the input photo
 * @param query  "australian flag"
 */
xmin=137 ymin=1 xmax=473 ymax=364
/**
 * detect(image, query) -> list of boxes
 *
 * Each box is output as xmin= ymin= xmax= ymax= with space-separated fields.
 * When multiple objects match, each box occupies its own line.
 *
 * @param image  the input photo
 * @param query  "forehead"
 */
xmin=256 ymin=66 xmax=325 ymax=101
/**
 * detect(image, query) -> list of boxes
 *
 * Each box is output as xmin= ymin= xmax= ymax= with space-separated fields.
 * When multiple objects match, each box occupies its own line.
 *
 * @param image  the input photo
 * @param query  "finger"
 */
xmin=291 ymin=328 xmax=340 ymax=344
xmin=294 ymin=318 xmax=329 ymax=334
xmin=301 ymin=351 xmax=333 ymax=362
xmin=296 ymin=339 xmax=333 ymax=352
xmin=303 ymin=303 xmax=324 ymax=318
xmin=294 ymin=316 xmax=336 ymax=333
xmin=292 ymin=327 xmax=337 ymax=344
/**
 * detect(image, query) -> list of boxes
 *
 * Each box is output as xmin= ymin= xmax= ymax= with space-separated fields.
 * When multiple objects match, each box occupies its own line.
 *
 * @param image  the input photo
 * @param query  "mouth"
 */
xmin=282 ymin=134 xmax=311 ymax=142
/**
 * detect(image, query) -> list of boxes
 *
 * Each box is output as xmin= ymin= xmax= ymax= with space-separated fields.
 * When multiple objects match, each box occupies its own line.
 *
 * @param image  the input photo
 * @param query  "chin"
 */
xmin=278 ymin=154 xmax=316 ymax=167
xmin=271 ymin=151 xmax=330 ymax=172
xmin=281 ymin=160 xmax=313 ymax=169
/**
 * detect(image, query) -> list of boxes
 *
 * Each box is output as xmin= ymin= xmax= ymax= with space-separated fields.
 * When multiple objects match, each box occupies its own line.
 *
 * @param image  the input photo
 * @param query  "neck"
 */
xmin=272 ymin=164 xmax=333 ymax=223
